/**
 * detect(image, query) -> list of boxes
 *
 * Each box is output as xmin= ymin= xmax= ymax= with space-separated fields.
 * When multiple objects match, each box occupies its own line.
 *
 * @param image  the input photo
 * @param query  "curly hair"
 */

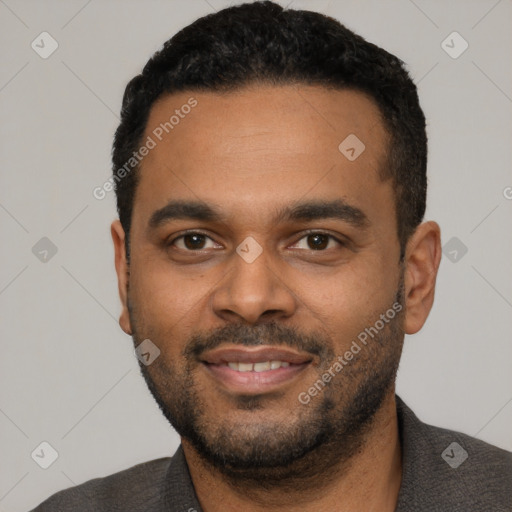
xmin=112 ymin=0 xmax=427 ymax=260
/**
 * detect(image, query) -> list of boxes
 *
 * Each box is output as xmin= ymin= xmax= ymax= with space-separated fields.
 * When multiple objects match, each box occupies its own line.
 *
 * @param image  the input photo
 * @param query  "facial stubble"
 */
xmin=129 ymin=272 xmax=405 ymax=486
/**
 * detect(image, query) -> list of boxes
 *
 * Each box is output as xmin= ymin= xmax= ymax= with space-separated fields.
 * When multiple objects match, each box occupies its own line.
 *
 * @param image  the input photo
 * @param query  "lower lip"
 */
xmin=202 ymin=362 xmax=309 ymax=394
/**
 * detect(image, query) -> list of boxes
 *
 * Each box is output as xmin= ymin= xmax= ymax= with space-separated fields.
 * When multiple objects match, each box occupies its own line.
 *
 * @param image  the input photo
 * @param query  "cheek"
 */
xmin=128 ymin=254 xmax=225 ymax=350
xmin=297 ymin=259 xmax=395 ymax=346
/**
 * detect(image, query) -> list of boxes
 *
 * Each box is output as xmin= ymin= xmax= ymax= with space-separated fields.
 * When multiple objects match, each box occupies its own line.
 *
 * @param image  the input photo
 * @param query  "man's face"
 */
xmin=122 ymin=85 xmax=405 ymax=477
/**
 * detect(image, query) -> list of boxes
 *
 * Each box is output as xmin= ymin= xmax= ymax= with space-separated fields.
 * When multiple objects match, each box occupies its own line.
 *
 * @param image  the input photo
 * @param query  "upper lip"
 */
xmin=200 ymin=346 xmax=314 ymax=365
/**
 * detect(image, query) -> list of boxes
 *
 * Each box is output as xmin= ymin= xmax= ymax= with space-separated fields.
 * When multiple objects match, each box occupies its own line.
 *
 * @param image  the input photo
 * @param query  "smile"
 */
xmin=200 ymin=346 xmax=314 ymax=393
xmin=224 ymin=360 xmax=290 ymax=372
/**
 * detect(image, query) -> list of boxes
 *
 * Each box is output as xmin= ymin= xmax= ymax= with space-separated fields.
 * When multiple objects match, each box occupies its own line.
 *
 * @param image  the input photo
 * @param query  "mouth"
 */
xmin=200 ymin=346 xmax=314 ymax=394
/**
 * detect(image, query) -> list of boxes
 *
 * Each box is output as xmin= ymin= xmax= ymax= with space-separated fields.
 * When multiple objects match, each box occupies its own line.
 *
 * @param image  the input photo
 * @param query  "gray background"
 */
xmin=0 ymin=0 xmax=511 ymax=510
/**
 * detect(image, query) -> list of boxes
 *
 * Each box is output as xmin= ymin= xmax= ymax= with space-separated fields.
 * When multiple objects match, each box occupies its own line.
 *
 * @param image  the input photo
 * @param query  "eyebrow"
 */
xmin=148 ymin=198 xmax=370 ymax=230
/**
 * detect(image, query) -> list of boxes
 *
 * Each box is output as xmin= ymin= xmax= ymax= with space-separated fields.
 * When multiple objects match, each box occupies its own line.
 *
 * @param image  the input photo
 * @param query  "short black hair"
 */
xmin=112 ymin=0 xmax=427 ymax=260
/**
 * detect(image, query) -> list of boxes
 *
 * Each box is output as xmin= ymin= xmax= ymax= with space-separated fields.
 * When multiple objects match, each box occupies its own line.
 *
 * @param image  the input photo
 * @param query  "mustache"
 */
xmin=183 ymin=321 xmax=334 ymax=362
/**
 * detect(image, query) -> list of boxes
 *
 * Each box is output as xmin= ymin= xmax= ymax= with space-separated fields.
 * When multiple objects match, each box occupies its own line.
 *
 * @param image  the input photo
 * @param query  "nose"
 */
xmin=211 ymin=240 xmax=297 ymax=324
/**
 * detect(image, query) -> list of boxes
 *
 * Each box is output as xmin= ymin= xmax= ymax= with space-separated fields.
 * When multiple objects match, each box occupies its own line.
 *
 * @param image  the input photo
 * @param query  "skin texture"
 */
xmin=111 ymin=85 xmax=442 ymax=511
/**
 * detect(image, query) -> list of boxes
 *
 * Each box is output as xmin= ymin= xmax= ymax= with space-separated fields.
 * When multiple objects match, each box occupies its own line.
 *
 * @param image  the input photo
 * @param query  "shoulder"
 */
xmin=29 ymin=457 xmax=172 ymax=512
xmin=396 ymin=396 xmax=512 ymax=511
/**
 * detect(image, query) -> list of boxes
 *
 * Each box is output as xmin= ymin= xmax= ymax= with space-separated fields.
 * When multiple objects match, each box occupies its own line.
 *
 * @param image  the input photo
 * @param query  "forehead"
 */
xmin=132 ymin=84 xmax=392 ymax=230
xmin=144 ymin=84 xmax=387 ymax=166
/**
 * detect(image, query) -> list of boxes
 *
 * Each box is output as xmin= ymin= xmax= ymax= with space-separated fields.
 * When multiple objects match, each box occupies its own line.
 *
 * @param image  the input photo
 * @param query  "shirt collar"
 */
xmin=161 ymin=395 xmax=428 ymax=511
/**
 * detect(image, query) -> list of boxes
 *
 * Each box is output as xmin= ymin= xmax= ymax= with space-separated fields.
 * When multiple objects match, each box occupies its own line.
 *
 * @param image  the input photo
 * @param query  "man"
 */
xmin=32 ymin=1 xmax=512 ymax=511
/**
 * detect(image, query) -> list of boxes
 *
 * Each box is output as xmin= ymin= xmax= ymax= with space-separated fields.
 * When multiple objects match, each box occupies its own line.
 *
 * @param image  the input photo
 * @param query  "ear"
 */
xmin=403 ymin=221 xmax=442 ymax=335
xmin=111 ymin=220 xmax=133 ymax=335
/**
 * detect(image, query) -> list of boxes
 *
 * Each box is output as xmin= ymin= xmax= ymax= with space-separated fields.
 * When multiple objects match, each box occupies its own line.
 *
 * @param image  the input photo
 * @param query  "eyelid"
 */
xmin=290 ymin=229 xmax=346 ymax=249
xmin=167 ymin=229 xmax=346 ymax=251
xmin=167 ymin=230 xmax=220 ymax=250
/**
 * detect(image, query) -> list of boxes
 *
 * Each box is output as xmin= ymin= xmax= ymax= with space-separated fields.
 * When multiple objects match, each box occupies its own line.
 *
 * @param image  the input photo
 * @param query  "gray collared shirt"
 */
xmin=30 ymin=396 xmax=512 ymax=511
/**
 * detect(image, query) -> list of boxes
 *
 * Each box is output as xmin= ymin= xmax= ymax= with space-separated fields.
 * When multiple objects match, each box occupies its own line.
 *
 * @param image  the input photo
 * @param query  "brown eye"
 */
xmin=171 ymin=233 xmax=218 ymax=251
xmin=307 ymin=234 xmax=330 ymax=250
xmin=183 ymin=234 xmax=206 ymax=249
xmin=291 ymin=232 xmax=342 ymax=251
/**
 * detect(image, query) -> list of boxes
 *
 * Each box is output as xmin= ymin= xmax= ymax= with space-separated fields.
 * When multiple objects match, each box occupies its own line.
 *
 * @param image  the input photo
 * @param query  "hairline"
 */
xmin=124 ymin=80 xmax=402 ymax=260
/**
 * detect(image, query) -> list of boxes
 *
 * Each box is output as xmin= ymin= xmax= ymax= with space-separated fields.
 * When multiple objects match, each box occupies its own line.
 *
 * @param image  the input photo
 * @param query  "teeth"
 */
xmin=253 ymin=361 xmax=271 ymax=372
xmin=226 ymin=360 xmax=290 ymax=372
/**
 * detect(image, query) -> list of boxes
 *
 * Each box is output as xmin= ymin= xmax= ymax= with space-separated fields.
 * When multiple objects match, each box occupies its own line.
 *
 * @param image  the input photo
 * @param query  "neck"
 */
xmin=183 ymin=391 xmax=402 ymax=512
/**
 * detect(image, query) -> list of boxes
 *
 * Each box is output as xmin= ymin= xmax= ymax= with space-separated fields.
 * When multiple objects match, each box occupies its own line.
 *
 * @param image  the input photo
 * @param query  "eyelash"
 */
xmin=167 ymin=230 xmax=346 ymax=252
